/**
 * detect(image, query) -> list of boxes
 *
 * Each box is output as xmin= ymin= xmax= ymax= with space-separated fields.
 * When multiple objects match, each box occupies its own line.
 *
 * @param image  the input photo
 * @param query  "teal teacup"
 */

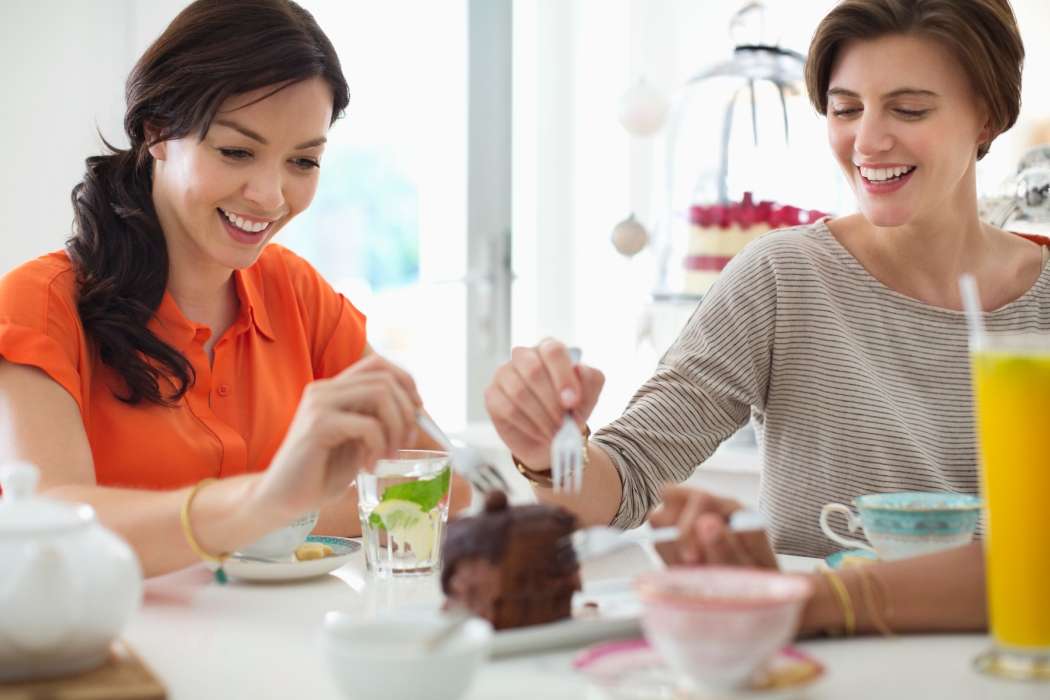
xmin=819 ymin=492 xmax=980 ymax=561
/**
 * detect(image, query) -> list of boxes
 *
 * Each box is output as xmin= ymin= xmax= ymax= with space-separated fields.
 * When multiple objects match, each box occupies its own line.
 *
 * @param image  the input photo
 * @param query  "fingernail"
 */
xmin=560 ymin=388 xmax=577 ymax=407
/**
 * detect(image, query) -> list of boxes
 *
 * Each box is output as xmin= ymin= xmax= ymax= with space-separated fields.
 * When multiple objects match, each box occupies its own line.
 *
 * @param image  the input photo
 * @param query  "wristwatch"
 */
xmin=512 ymin=425 xmax=591 ymax=487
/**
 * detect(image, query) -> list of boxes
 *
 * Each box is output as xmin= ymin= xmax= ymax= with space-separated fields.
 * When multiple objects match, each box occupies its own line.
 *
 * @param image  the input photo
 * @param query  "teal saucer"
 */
xmin=824 ymin=549 xmax=878 ymax=569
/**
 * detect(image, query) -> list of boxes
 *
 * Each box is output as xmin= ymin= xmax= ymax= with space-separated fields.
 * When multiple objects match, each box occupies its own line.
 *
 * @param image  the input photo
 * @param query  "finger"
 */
xmin=326 ymin=412 xmax=388 ymax=466
xmin=485 ymin=382 xmax=551 ymax=445
xmin=496 ymin=365 xmax=560 ymax=438
xmin=535 ymin=338 xmax=581 ymax=410
xmin=313 ymin=376 xmax=412 ymax=450
xmin=695 ymin=513 xmax=752 ymax=566
xmin=337 ymin=354 xmax=423 ymax=407
xmin=675 ymin=489 xmax=705 ymax=565
xmin=510 ymin=345 xmax=564 ymax=425
xmin=572 ymin=366 xmax=605 ymax=427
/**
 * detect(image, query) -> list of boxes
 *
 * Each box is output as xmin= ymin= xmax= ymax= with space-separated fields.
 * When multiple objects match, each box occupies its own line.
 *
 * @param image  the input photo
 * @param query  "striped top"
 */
xmin=592 ymin=220 xmax=1050 ymax=557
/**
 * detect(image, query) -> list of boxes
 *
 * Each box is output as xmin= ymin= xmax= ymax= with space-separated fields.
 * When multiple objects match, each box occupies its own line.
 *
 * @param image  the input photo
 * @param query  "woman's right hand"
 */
xmin=253 ymin=353 xmax=422 ymax=519
xmin=484 ymin=338 xmax=605 ymax=471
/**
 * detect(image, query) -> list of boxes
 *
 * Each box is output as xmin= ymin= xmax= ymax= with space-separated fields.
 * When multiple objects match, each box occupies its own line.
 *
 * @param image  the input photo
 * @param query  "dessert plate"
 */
xmin=573 ymin=637 xmax=825 ymax=699
xmin=224 ymin=536 xmax=360 ymax=583
xmin=491 ymin=577 xmax=642 ymax=657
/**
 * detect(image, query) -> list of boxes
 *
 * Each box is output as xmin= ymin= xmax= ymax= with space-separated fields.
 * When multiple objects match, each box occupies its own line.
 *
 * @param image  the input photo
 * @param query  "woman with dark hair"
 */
xmin=486 ymin=0 xmax=1045 ymax=636
xmin=0 ymin=0 xmax=468 ymax=577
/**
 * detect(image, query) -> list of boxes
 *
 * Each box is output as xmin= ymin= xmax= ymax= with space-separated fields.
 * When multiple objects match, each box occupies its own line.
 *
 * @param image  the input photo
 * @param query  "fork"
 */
xmin=570 ymin=509 xmax=768 ymax=561
xmin=571 ymin=525 xmax=681 ymax=561
xmin=550 ymin=347 xmax=585 ymax=493
xmin=415 ymin=411 xmax=510 ymax=495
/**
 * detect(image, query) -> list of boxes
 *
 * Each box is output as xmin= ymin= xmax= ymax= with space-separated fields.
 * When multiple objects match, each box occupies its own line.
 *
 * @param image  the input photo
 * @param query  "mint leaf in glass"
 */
xmin=379 ymin=465 xmax=451 ymax=513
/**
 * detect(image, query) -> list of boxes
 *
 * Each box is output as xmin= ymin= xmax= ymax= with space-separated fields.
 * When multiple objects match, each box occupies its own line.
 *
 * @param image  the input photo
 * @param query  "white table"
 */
xmin=124 ymin=549 xmax=1045 ymax=700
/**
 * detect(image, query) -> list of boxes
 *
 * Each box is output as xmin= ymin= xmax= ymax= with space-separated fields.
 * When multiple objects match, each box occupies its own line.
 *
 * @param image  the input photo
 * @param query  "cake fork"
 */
xmin=415 ymin=411 xmax=510 ymax=495
xmin=550 ymin=347 xmax=585 ymax=493
xmin=571 ymin=510 xmax=768 ymax=561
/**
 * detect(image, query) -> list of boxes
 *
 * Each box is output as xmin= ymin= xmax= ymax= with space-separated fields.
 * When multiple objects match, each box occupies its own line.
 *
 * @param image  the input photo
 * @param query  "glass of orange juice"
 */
xmin=971 ymin=332 xmax=1050 ymax=681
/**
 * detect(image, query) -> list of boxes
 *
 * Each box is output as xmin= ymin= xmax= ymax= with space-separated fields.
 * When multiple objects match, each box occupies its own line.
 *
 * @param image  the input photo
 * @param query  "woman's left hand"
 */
xmin=649 ymin=485 xmax=778 ymax=568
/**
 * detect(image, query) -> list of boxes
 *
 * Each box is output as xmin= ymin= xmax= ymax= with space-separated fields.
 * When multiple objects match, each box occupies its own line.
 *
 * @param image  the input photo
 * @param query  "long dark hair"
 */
xmin=67 ymin=0 xmax=350 ymax=405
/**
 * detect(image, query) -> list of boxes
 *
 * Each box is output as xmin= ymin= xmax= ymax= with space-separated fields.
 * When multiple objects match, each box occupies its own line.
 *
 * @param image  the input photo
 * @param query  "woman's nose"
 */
xmin=853 ymin=112 xmax=894 ymax=157
xmin=242 ymin=165 xmax=285 ymax=213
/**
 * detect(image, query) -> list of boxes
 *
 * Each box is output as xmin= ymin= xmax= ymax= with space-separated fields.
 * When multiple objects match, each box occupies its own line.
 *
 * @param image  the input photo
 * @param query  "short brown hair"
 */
xmin=805 ymin=0 xmax=1024 ymax=159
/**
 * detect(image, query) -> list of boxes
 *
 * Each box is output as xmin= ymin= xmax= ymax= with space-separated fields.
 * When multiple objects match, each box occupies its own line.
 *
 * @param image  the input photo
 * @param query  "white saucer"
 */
xmin=574 ymin=638 xmax=825 ymax=699
xmin=225 ymin=536 xmax=360 ymax=582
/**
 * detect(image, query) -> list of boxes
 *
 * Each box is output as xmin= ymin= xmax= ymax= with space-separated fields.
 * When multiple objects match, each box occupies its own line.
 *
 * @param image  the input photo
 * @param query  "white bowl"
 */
xmin=321 ymin=610 xmax=492 ymax=700
xmin=238 ymin=511 xmax=319 ymax=559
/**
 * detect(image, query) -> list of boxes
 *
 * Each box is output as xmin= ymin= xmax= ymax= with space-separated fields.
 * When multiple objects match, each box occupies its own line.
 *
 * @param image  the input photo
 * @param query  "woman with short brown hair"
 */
xmin=486 ymin=0 xmax=1045 ymax=637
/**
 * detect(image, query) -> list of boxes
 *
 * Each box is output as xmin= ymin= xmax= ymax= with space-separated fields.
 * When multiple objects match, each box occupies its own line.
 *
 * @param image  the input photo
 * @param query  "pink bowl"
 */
xmin=635 ymin=567 xmax=813 ymax=691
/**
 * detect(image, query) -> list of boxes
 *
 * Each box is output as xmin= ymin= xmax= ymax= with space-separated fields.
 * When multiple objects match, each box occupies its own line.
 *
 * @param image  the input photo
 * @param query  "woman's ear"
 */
xmin=144 ymin=123 xmax=167 ymax=161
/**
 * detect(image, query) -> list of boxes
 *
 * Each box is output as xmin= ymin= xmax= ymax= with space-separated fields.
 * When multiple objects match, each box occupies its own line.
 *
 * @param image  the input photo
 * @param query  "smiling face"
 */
xmin=149 ymin=77 xmax=333 ymax=276
xmin=826 ymin=33 xmax=990 ymax=229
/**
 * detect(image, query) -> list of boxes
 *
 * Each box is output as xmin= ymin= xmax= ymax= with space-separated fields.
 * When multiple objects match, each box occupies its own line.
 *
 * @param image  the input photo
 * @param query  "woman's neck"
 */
xmin=831 ymin=203 xmax=1039 ymax=312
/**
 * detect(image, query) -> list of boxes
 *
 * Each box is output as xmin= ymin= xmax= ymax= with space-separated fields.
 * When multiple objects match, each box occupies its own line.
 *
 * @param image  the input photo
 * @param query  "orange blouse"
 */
xmin=0 ymin=244 xmax=366 ymax=490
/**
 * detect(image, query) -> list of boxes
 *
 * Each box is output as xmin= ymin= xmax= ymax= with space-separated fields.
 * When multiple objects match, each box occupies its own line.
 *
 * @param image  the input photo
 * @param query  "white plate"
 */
xmin=225 ymin=535 xmax=360 ymax=582
xmin=490 ymin=577 xmax=642 ymax=658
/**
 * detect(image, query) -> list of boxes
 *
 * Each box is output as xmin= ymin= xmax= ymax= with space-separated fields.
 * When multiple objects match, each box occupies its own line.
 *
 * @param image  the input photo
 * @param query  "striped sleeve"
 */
xmin=592 ymin=239 xmax=778 ymax=528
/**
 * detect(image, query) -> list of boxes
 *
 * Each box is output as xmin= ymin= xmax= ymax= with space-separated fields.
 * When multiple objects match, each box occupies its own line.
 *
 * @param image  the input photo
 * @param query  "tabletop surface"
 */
xmin=124 ymin=548 xmax=1045 ymax=700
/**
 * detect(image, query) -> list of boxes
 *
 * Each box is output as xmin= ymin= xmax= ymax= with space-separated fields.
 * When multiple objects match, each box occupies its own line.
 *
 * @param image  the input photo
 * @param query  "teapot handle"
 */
xmin=0 ymin=540 xmax=78 ymax=653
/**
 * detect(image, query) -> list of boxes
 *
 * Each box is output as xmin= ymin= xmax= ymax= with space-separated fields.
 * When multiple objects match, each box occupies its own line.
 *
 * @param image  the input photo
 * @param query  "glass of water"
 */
xmin=357 ymin=450 xmax=452 ymax=577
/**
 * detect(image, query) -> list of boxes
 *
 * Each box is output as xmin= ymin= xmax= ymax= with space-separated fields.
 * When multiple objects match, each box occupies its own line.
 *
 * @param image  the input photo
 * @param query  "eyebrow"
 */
xmin=827 ymin=87 xmax=939 ymax=100
xmin=213 ymin=118 xmax=327 ymax=149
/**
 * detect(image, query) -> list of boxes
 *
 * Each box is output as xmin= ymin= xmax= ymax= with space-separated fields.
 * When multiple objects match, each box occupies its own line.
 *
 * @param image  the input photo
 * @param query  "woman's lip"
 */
xmin=854 ymin=163 xmax=915 ymax=169
xmin=858 ymin=167 xmax=915 ymax=194
xmin=218 ymin=207 xmax=279 ymax=225
xmin=217 ymin=209 xmax=269 ymax=244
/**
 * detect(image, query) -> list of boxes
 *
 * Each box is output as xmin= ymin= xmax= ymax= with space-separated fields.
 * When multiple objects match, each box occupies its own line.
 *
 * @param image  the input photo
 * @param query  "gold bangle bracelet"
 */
xmin=848 ymin=562 xmax=894 ymax=637
xmin=820 ymin=568 xmax=856 ymax=636
xmin=179 ymin=477 xmax=229 ymax=584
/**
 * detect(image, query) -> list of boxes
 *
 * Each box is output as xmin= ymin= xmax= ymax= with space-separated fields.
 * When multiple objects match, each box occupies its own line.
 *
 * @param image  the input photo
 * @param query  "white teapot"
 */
xmin=0 ymin=462 xmax=142 ymax=681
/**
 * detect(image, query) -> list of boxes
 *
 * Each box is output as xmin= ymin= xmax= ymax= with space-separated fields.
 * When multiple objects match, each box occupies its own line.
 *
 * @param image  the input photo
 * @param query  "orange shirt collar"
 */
xmin=150 ymin=269 xmax=276 ymax=348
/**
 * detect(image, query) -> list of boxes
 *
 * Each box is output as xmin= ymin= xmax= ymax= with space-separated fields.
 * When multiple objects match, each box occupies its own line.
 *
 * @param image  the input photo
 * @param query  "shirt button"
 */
xmin=217 ymin=384 xmax=231 ymax=397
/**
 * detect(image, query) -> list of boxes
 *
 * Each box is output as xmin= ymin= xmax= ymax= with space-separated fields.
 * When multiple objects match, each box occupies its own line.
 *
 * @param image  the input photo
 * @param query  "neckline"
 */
xmin=812 ymin=219 xmax=1050 ymax=317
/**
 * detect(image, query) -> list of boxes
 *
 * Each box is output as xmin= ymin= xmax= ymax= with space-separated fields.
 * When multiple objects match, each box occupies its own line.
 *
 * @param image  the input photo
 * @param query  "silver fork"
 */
xmin=415 ymin=411 xmax=510 ymax=495
xmin=571 ymin=525 xmax=681 ymax=561
xmin=550 ymin=347 xmax=584 ymax=493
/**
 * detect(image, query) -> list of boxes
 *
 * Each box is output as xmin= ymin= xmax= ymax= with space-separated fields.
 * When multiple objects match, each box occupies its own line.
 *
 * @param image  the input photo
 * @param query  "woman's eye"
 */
xmin=218 ymin=148 xmax=252 ymax=160
xmin=292 ymin=158 xmax=320 ymax=171
xmin=894 ymin=108 xmax=930 ymax=119
xmin=830 ymin=107 xmax=861 ymax=118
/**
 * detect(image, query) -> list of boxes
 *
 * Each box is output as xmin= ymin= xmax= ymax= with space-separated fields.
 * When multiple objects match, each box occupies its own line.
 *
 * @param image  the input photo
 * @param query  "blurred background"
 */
xmin=2 ymin=0 xmax=1049 ymax=448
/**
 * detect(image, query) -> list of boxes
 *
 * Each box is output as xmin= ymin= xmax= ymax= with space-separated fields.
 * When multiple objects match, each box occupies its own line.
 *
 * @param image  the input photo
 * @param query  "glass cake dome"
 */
xmin=654 ymin=1 xmax=847 ymax=299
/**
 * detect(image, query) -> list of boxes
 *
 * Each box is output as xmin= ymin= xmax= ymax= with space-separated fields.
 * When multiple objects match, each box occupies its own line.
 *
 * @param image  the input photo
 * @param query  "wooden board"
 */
xmin=0 ymin=641 xmax=166 ymax=700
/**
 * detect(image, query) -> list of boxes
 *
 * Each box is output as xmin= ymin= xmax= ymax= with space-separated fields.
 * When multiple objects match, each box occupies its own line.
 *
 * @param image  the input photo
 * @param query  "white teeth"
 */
xmin=860 ymin=166 xmax=914 ymax=182
xmin=220 ymin=209 xmax=270 ymax=234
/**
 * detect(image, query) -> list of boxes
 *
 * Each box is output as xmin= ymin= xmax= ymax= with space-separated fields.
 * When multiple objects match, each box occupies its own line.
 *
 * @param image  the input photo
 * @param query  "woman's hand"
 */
xmin=649 ymin=485 xmax=777 ymax=568
xmin=484 ymin=338 xmax=605 ymax=470
xmin=254 ymin=354 xmax=422 ymax=518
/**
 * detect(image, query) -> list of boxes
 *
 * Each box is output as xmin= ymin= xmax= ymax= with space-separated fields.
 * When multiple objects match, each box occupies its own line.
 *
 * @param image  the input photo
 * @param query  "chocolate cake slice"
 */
xmin=440 ymin=491 xmax=581 ymax=630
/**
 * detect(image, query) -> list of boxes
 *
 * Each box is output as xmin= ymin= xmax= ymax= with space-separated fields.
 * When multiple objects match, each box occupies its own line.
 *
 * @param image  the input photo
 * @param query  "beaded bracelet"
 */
xmin=179 ymin=477 xmax=229 ymax=584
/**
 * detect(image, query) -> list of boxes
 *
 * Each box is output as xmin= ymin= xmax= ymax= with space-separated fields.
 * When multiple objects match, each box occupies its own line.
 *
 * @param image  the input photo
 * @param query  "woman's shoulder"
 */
xmin=0 ymin=251 xmax=79 ymax=322
xmin=738 ymin=220 xmax=840 ymax=266
xmin=247 ymin=243 xmax=326 ymax=288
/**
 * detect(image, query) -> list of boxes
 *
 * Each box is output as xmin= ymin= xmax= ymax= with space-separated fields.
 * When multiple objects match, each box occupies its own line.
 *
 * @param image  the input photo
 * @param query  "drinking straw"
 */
xmin=958 ymin=274 xmax=987 ymax=349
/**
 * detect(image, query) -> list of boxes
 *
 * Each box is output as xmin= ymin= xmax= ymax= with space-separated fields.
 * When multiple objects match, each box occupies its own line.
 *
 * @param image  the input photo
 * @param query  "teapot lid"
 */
xmin=0 ymin=462 xmax=93 ymax=535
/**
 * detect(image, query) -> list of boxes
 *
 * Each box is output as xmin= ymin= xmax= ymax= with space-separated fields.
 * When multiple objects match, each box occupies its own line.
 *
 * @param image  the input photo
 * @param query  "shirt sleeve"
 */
xmin=0 ymin=260 xmax=85 ymax=414
xmin=271 ymin=245 xmax=368 ymax=379
xmin=591 ymin=238 xmax=779 ymax=528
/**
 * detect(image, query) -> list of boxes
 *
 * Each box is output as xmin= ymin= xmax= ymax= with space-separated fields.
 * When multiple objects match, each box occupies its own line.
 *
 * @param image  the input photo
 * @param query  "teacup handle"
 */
xmin=819 ymin=503 xmax=876 ymax=554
